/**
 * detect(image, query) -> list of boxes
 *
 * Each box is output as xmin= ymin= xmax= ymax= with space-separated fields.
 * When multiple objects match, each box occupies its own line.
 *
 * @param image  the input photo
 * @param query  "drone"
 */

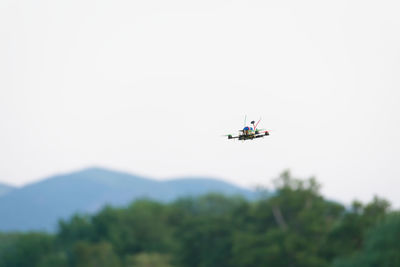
xmin=225 ymin=116 xmax=269 ymax=141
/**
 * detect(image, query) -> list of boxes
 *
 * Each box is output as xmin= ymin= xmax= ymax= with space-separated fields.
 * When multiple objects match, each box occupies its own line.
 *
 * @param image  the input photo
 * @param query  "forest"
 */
xmin=0 ymin=171 xmax=399 ymax=267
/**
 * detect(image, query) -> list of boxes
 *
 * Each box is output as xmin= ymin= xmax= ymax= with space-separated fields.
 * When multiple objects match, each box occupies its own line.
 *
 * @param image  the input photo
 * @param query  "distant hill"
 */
xmin=0 ymin=183 xmax=14 ymax=197
xmin=0 ymin=167 xmax=257 ymax=232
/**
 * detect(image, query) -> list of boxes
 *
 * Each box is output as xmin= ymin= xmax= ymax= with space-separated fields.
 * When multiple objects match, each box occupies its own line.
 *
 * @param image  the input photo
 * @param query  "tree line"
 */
xmin=0 ymin=171 xmax=399 ymax=267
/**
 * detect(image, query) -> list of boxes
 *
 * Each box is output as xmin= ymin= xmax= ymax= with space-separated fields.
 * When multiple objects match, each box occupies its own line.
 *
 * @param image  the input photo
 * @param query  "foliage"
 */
xmin=331 ymin=212 xmax=400 ymax=267
xmin=0 ymin=171 xmax=396 ymax=267
xmin=72 ymin=241 xmax=121 ymax=267
xmin=0 ymin=232 xmax=54 ymax=267
xmin=124 ymin=252 xmax=172 ymax=267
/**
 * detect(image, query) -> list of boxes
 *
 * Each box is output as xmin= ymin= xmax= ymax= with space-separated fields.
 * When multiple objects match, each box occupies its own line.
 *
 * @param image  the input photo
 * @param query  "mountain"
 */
xmin=0 ymin=183 xmax=15 ymax=197
xmin=0 ymin=167 xmax=257 ymax=232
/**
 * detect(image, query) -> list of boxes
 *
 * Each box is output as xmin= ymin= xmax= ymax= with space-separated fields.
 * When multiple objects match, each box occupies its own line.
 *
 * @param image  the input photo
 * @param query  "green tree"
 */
xmin=37 ymin=252 xmax=68 ymax=267
xmin=0 ymin=170 xmax=395 ymax=267
xmin=72 ymin=241 xmax=121 ymax=267
xmin=0 ymin=233 xmax=55 ymax=267
xmin=124 ymin=252 xmax=172 ymax=267
xmin=332 ymin=212 xmax=400 ymax=267
xmin=324 ymin=196 xmax=390 ymax=260
xmin=91 ymin=200 xmax=176 ymax=255
xmin=232 ymin=171 xmax=344 ymax=267
xmin=58 ymin=214 xmax=95 ymax=246
xmin=173 ymin=194 xmax=244 ymax=267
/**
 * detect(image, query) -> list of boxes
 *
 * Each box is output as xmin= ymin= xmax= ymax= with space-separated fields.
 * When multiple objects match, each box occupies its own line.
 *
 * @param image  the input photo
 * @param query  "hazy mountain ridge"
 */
xmin=0 ymin=167 xmax=257 ymax=232
xmin=0 ymin=183 xmax=15 ymax=197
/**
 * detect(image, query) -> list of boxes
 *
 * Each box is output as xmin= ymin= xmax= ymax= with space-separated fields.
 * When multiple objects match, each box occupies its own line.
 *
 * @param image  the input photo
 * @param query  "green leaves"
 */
xmin=332 ymin=212 xmax=400 ymax=267
xmin=0 ymin=172 xmax=396 ymax=267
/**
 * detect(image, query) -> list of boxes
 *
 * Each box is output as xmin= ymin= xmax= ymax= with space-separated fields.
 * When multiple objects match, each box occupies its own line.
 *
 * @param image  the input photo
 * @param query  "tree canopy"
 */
xmin=0 ymin=171 xmax=397 ymax=267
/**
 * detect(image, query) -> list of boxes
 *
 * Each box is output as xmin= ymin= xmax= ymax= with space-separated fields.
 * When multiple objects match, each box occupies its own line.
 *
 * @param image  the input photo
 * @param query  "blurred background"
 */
xmin=1 ymin=0 xmax=399 ymax=266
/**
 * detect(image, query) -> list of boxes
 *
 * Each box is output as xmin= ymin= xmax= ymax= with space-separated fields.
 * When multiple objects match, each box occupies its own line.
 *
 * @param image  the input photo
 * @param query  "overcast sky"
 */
xmin=1 ymin=0 xmax=399 ymax=206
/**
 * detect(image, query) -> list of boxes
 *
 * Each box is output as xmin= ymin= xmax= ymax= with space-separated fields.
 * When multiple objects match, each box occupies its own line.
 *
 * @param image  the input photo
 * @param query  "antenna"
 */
xmin=254 ymin=118 xmax=261 ymax=130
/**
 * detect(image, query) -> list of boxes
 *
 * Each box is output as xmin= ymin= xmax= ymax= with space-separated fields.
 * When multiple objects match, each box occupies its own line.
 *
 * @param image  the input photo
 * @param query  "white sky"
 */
xmin=1 ymin=0 xmax=400 ymax=206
